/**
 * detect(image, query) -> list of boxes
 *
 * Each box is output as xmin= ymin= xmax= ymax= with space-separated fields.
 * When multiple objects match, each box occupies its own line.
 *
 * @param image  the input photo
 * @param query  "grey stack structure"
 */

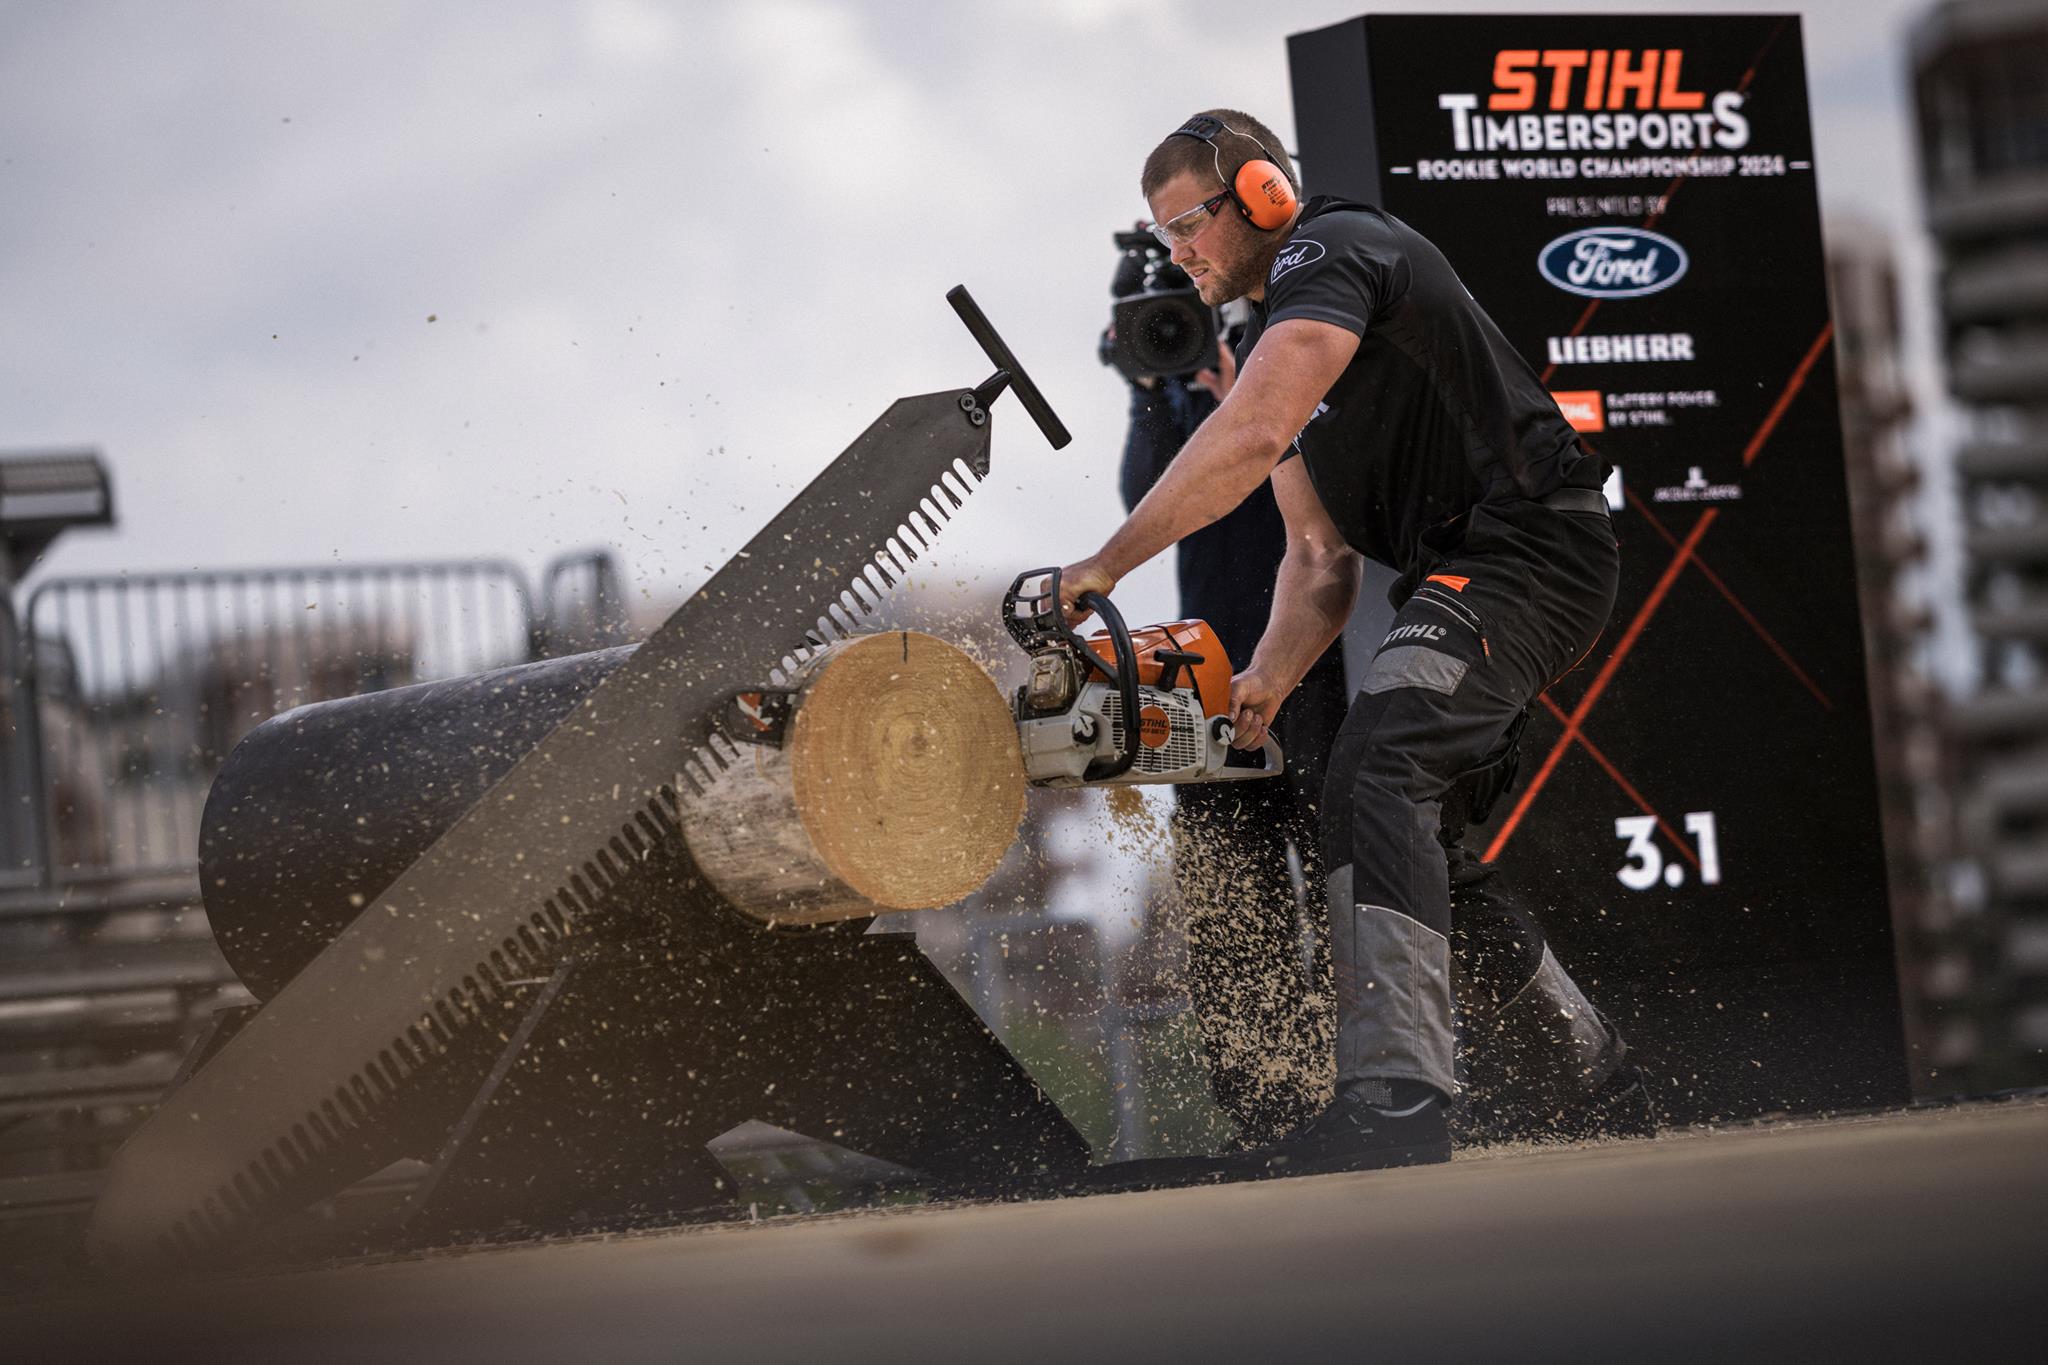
xmin=1912 ymin=0 xmax=2048 ymax=1092
xmin=1827 ymin=220 xmax=1960 ymax=1093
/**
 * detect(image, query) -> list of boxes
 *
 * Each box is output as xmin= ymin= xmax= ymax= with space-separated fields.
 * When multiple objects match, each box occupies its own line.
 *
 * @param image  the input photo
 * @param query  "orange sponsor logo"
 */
xmin=1137 ymin=705 xmax=1173 ymax=750
xmin=1551 ymin=391 xmax=1606 ymax=433
xmin=1426 ymin=574 xmax=1472 ymax=592
xmin=1488 ymin=49 xmax=1706 ymax=113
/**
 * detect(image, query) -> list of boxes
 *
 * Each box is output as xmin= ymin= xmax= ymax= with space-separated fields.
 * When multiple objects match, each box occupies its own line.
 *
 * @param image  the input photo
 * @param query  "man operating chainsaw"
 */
xmin=1057 ymin=109 xmax=1648 ymax=1171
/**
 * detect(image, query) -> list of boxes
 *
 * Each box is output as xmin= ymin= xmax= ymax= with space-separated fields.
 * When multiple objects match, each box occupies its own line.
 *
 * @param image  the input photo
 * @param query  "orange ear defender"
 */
xmin=1172 ymin=115 xmax=1297 ymax=232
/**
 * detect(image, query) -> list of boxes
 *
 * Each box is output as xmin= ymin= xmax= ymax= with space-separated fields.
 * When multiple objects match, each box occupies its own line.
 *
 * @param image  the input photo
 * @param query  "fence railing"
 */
xmin=536 ymin=548 xmax=633 ymax=659
xmin=1 ymin=550 xmax=624 ymax=909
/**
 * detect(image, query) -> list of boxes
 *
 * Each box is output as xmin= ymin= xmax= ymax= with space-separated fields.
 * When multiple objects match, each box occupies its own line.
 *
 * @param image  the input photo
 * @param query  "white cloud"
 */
xmin=0 ymin=0 xmax=1950 ymax=653
xmin=583 ymin=0 xmax=685 ymax=64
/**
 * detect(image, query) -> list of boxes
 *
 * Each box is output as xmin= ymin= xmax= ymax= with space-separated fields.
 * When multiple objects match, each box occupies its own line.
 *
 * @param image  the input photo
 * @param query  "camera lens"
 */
xmin=1126 ymin=296 xmax=1211 ymax=375
xmin=1104 ymin=230 xmax=1218 ymax=383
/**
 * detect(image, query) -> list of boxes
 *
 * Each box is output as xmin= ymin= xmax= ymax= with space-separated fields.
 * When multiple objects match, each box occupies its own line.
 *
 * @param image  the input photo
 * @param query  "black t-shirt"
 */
xmin=1239 ymin=196 xmax=1602 ymax=580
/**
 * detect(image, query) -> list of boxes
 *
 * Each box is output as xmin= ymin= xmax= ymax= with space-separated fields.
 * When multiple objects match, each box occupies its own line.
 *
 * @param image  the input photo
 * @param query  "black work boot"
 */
xmin=1255 ymin=1079 xmax=1452 ymax=1177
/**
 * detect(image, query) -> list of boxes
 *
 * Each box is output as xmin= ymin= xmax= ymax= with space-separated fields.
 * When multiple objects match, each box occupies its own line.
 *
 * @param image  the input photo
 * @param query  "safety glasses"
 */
xmin=1150 ymin=192 xmax=1231 ymax=249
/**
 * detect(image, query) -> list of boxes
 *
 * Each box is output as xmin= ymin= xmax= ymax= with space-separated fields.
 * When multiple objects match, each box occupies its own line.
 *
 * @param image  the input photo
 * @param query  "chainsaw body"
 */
xmin=1005 ymin=569 xmax=1283 ymax=788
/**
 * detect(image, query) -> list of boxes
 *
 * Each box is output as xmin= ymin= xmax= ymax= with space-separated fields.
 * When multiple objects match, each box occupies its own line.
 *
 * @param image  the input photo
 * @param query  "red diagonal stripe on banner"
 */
xmin=1483 ymin=319 xmax=1834 ymax=863
xmin=1627 ymin=488 xmax=1833 ymax=709
xmin=1483 ymin=507 xmax=1719 ymax=861
xmin=1535 ymin=694 xmax=1700 ymax=870
xmin=1581 ymin=430 xmax=1832 ymax=707
xmin=1641 ymin=21 xmax=1788 ymax=233
xmin=1746 ymin=322 xmax=1834 ymax=466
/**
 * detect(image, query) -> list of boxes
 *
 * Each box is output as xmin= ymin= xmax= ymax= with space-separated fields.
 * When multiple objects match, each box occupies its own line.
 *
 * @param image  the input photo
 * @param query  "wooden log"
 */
xmin=682 ymin=631 xmax=1026 ymax=926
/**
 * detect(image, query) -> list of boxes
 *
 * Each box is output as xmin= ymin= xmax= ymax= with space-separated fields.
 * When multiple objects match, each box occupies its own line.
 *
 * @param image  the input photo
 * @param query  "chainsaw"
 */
xmin=1004 ymin=567 xmax=1283 ymax=787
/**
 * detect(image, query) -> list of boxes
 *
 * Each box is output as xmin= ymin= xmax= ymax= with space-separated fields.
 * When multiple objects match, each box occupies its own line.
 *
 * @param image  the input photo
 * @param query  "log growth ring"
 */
xmin=788 ymin=631 xmax=1024 ymax=910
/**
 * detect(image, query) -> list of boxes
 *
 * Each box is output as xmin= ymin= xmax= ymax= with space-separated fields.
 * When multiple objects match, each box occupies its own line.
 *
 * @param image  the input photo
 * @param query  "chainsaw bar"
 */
xmin=92 ymin=294 xmax=1057 ymax=1262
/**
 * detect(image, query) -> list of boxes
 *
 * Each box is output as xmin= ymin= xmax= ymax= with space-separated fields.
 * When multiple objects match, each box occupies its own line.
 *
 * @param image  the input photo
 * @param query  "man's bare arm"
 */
xmin=1229 ymin=458 xmax=1362 ymax=749
xmin=1061 ymin=318 xmax=1362 ymax=608
xmin=1253 ymin=458 xmax=1363 ymax=690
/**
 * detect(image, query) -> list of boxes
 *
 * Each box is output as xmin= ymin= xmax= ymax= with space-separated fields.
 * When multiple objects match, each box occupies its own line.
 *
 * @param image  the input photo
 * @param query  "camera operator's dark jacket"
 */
xmin=1120 ymin=378 xmax=1288 ymax=665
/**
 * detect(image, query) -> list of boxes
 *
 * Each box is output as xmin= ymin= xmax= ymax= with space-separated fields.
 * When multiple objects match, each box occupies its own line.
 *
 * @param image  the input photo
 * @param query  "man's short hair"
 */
xmin=1141 ymin=109 xmax=1297 ymax=203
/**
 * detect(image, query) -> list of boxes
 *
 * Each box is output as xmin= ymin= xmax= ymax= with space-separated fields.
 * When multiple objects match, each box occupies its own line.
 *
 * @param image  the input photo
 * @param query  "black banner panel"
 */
xmin=1288 ymin=14 xmax=1905 ymax=1121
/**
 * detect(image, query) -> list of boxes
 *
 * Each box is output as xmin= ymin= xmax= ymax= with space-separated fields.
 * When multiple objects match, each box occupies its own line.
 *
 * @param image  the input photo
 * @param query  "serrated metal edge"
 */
xmin=145 ymin=455 xmax=989 ymax=1262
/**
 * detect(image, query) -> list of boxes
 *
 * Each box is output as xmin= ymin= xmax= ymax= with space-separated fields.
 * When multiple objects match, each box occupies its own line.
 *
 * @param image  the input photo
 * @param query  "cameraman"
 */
xmin=1108 ymin=235 xmax=1347 ymax=1146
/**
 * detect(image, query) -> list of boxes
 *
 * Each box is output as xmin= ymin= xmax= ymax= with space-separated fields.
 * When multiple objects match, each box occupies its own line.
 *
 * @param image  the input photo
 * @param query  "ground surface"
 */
xmin=6 ymin=1098 xmax=2044 ymax=1363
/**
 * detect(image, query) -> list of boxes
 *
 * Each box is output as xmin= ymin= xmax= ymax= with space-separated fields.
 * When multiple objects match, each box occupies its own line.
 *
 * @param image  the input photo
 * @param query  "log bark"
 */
xmin=682 ymin=631 xmax=1025 ymax=925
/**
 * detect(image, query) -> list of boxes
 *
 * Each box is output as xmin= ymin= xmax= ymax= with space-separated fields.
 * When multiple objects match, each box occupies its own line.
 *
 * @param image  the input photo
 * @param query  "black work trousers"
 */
xmin=1173 ymin=645 xmax=1345 ymax=1144
xmin=1320 ymin=497 xmax=1619 ymax=1099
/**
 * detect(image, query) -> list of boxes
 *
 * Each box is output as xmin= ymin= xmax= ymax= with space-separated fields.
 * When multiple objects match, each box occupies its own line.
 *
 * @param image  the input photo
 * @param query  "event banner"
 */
xmin=1288 ymin=14 xmax=1904 ymax=1120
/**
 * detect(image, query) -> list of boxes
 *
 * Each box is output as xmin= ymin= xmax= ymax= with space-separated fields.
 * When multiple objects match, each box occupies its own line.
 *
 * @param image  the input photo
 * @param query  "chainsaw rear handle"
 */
xmin=1215 ymin=730 xmax=1287 ymax=781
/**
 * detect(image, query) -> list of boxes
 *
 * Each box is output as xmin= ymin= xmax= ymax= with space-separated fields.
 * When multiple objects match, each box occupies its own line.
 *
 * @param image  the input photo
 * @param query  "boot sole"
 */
xmin=1254 ymin=1138 xmax=1454 ymax=1179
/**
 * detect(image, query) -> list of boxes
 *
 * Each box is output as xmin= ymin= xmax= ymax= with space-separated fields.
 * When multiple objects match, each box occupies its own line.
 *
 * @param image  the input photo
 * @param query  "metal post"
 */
xmin=1 ymin=575 xmax=52 ymax=893
xmin=1104 ymin=1001 xmax=1146 ymax=1162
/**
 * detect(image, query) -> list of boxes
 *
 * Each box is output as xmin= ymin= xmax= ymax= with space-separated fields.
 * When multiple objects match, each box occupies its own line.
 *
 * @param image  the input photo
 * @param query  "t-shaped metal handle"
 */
xmin=947 ymin=285 xmax=1073 ymax=451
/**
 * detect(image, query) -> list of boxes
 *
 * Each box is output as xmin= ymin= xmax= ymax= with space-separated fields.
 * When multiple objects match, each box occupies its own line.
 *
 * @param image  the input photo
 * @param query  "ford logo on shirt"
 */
xmin=1269 ymin=239 xmax=1326 ymax=283
xmin=1537 ymin=228 xmax=1689 ymax=299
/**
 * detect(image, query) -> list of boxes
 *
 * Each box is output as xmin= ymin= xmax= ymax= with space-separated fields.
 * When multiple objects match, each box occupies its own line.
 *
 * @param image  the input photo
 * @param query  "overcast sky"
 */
xmin=1 ymin=0 xmax=1952 ymax=638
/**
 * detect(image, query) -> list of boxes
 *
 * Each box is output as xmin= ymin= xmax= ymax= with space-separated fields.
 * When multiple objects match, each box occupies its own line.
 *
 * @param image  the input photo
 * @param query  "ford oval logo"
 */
xmin=1270 ymin=238 xmax=1326 ymax=283
xmin=1537 ymin=227 xmax=1689 ymax=299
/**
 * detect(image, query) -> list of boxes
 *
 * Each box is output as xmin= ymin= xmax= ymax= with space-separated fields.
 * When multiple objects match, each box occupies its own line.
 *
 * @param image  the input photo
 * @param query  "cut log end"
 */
xmin=791 ymin=631 xmax=1024 ymax=910
xmin=682 ymin=631 xmax=1025 ymax=924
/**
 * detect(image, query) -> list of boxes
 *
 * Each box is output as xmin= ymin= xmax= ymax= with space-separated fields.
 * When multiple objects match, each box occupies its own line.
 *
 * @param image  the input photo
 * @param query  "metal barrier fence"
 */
xmin=1 ymin=551 xmax=626 ymax=906
xmin=535 ymin=548 xmax=632 ymax=659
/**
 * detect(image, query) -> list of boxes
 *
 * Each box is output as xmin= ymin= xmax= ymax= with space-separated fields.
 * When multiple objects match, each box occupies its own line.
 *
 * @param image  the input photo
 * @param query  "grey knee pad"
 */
xmin=1328 ymin=863 xmax=1457 ymax=1099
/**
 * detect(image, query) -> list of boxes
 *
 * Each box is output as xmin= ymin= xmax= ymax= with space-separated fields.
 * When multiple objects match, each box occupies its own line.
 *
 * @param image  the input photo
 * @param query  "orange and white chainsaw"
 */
xmin=1004 ymin=568 xmax=1283 ymax=787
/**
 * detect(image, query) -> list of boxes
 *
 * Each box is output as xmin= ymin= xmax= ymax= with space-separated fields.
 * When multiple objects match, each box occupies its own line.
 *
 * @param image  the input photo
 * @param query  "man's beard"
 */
xmin=1199 ymin=246 xmax=1275 ymax=305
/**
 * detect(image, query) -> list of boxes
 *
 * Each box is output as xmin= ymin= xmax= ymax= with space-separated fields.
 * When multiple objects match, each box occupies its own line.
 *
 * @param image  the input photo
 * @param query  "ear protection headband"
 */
xmin=1171 ymin=115 xmax=1297 ymax=232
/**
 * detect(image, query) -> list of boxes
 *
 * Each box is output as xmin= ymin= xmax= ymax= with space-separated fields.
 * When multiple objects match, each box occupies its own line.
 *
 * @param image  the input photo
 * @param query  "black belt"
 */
xmin=1538 ymin=487 xmax=1610 ymax=516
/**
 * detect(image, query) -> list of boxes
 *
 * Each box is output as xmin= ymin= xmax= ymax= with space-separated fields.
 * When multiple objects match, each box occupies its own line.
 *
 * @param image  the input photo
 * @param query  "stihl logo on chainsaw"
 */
xmin=1138 ymin=705 xmax=1173 ymax=750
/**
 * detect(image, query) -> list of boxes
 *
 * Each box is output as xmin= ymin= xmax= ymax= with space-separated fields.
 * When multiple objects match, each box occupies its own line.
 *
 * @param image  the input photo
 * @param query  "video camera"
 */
xmin=1097 ymin=229 xmax=1220 ymax=384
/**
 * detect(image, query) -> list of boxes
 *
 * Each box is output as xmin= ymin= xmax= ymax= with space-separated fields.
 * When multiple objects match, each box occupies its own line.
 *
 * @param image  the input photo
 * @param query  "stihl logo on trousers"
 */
xmin=1382 ymin=623 xmax=1448 ymax=648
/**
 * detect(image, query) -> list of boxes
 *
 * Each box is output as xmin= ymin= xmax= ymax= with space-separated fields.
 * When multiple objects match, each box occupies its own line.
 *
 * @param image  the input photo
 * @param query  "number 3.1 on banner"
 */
xmin=1614 ymin=812 xmax=1723 ymax=891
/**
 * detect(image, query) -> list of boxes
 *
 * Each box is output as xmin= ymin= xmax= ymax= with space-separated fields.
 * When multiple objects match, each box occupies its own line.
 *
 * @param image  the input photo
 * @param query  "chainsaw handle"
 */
xmin=1212 ymin=732 xmax=1287 ymax=781
xmin=1078 ymin=589 xmax=1140 ymax=782
xmin=1002 ymin=567 xmax=1069 ymax=652
xmin=1002 ymin=568 xmax=1140 ymax=781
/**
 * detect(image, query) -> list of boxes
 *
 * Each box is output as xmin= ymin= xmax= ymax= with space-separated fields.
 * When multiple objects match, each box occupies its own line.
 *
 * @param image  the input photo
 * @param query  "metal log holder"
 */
xmin=114 ymin=292 xmax=1088 ymax=1258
